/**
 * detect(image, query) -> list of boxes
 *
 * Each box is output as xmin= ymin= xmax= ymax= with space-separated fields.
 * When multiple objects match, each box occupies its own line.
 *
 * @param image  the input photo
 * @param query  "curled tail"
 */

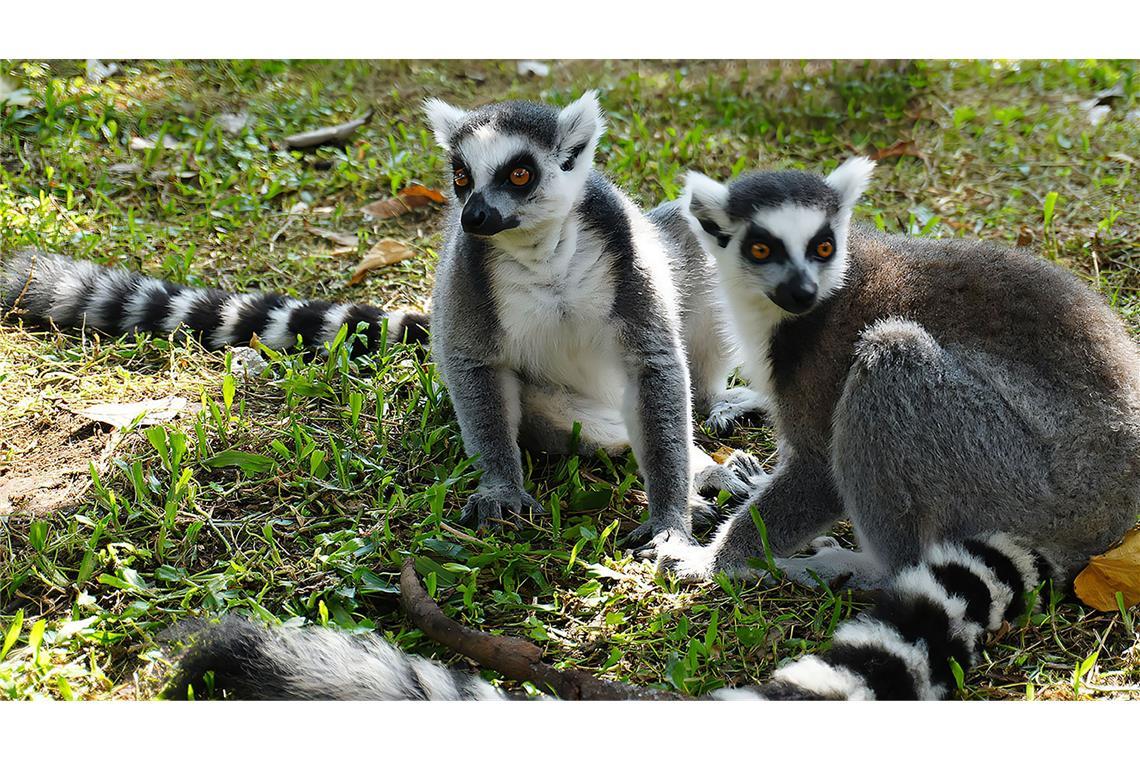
xmin=717 ymin=532 xmax=1059 ymax=700
xmin=163 ymin=616 xmax=507 ymax=700
xmin=2 ymin=250 xmax=428 ymax=354
xmin=163 ymin=533 xmax=1057 ymax=701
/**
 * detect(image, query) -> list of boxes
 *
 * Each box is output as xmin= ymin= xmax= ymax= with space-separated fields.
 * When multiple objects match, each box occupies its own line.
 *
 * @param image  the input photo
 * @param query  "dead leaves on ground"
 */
xmin=868 ymin=140 xmax=925 ymax=162
xmin=1074 ymin=527 xmax=1140 ymax=612
xmin=361 ymin=184 xmax=446 ymax=219
xmin=349 ymin=239 xmax=417 ymax=285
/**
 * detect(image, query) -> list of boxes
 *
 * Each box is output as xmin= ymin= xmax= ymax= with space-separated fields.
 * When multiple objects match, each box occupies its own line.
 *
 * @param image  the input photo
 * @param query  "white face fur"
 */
xmin=682 ymin=157 xmax=876 ymax=318
xmin=422 ymin=92 xmax=605 ymax=247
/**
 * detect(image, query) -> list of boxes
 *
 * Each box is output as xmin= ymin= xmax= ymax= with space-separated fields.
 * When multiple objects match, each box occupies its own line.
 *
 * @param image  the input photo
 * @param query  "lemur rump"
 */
xmin=1 ymin=250 xmax=428 ymax=354
xmin=657 ymin=158 xmax=1140 ymax=588
xmin=423 ymin=92 xmax=763 ymax=546
xmin=164 ymin=532 xmax=1057 ymax=700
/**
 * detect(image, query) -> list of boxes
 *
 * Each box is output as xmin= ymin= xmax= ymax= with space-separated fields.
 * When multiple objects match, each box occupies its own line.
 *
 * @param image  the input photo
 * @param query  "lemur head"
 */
xmin=682 ymin=157 xmax=875 ymax=316
xmin=423 ymin=92 xmax=604 ymax=240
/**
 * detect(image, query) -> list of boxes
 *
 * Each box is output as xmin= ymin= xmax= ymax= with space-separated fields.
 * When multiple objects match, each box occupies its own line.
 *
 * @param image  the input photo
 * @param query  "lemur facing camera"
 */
xmin=422 ymin=91 xmax=764 ymax=547
xmin=655 ymin=157 xmax=1140 ymax=592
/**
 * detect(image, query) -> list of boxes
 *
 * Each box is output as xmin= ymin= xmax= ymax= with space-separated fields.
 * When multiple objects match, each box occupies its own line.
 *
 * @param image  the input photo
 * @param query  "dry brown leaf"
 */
xmin=710 ymin=445 xmax=736 ymax=465
xmin=78 ymin=397 xmax=193 ymax=428
xmin=1073 ymin=527 xmax=1140 ymax=611
xmin=349 ymin=238 xmax=417 ymax=285
xmin=306 ymin=224 xmax=358 ymax=248
xmin=360 ymin=184 xmax=446 ymax=219
xmin=868 ymin=140 xmax=924 ymax=161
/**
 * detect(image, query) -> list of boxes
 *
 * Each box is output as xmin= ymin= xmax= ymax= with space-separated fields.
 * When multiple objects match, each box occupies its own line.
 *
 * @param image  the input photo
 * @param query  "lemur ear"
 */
xmin=825 ymin=156 xmax=876 ymax=210
xmin=682 ymin=171 xmax=734 ymax=248
xmin=556 ymin=90 xmax=605 ymax=170
xmin=423 ymin=98 xmax=469 ymax=150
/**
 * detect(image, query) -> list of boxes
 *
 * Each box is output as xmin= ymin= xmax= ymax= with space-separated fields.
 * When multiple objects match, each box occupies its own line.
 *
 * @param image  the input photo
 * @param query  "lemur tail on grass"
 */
xmin=1 ymin=250 xmax=428 ymax=354
xmin=164 ymin=532 xmax=1057 ymax=701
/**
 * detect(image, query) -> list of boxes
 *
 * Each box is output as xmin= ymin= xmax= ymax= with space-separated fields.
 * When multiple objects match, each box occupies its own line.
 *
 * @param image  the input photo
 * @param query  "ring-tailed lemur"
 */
xmin=1 ymin=250 xmax=429 ymax=354
xmin=162 ymin=531 xmax=1057 ymax=700
xmin=422 ymin=92 xmax=764 ymax=548
xmin=653 ymin=157 xmax=1140 ymax=591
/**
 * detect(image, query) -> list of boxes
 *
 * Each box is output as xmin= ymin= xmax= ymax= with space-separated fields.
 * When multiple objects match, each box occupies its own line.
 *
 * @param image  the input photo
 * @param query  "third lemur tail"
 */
xmin=164 ymin=533 xmax=1057 ymax=701
xmin=718 ymin=532 xmax=1058 ymax=700
xmin=1 ymin=250 xmax=428 ymax=353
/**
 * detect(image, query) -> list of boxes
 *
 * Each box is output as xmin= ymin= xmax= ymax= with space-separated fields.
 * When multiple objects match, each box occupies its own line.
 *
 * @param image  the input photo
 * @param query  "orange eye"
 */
xmin=750 ymin=242 xmax=771 ymax=260
xmin=816 ymin=240 xmax=834 ymax=258
xmin=453 ymin=168 xmax=469 ymax=188
xmin=509 ymin=167 xmax=531 ymax=186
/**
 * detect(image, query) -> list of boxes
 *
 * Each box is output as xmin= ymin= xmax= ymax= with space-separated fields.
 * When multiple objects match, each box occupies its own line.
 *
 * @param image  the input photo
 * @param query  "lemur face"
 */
xmin=423 ymin=93 xmax=604 ymax=239
xmin=683 ymin=158 xmax=875 ymax=316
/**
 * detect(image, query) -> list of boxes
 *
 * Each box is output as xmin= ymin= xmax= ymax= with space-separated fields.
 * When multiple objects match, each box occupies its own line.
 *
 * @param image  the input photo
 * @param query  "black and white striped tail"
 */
xmin=715 ymin=533 xmax=1057 ymax=701
xmin=164 ymin=616 xmax=508 ymax=700
xmin=164 ymin=533 xmax=1055 ymax=701
xmin=1 ymin=250 xmax=428 ymax=354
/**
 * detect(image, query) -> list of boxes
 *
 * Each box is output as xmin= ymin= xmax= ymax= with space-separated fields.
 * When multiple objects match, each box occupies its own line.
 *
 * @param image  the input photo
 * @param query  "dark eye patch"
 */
xmin=451 ymin=156 xmax=473 ymax=198
xmin=494 ymin=151 xmax=540 ymax=194
xmin=740 ymin=226 xmax=787 ymax=265
xmin=807 ymin=224 xmax=836 ymax=262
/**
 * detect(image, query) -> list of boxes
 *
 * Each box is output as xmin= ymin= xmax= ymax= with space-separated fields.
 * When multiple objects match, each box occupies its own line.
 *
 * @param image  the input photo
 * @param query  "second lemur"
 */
xmin=657 ymin=157 xmax=1140 ymax=588
xmin=424 ymin=92 xmax=764 ymax=548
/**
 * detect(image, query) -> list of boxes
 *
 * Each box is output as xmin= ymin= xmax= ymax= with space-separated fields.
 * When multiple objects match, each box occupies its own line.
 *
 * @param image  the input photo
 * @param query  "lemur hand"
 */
xmin=461 ymin=483 xmax=545 ymax=529
xmin=624 ymin=520 xmax=694 ymax=557
xmin=654 ymin=537 xmax=717 ymax=581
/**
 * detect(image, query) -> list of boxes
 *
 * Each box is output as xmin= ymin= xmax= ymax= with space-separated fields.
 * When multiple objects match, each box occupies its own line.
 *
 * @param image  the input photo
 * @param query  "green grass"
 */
xmin=1 ymin=59 xmax=1138 ymax=701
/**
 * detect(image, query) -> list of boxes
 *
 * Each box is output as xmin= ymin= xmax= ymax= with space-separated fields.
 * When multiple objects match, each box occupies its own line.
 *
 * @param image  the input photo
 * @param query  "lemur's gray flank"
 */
xmin=423 ymin=92 xmax=764 ymax=548
xmin=163 ymin=531 xmax=1057 ymax=700
xmin=1 ymin=251 xmax=428 ymax=354
xmin=655 ymin=158 xmax=1140 ymax=592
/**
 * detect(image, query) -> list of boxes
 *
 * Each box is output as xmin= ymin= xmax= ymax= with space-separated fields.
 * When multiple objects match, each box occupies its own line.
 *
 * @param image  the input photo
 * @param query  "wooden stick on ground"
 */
xmin=399 ymin=557 xmax=680 ymax=700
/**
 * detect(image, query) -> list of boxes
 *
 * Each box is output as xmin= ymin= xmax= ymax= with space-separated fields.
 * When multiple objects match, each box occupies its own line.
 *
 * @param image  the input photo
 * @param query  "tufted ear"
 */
xmin=825 ymin=156 xmax=875 ymax=210
xmin=555 ymin=90 xmax=605 ymax=170
xmin=422 ymin=98 xmax=469 ymax=150
xmin=682 ymin=171 xmax=734 ymax=248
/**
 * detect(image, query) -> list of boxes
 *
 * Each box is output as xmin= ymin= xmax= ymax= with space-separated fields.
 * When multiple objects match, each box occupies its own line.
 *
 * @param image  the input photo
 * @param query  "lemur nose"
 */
xmin=461 ymin=193 xmax=509 ymax=236
xmin=791 ymin=280 xmax=817 ymax=306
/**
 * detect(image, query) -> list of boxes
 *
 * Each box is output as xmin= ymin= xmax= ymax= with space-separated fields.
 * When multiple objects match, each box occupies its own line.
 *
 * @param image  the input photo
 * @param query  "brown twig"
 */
xmin=398 ymin=557 xmax=680 ymax=700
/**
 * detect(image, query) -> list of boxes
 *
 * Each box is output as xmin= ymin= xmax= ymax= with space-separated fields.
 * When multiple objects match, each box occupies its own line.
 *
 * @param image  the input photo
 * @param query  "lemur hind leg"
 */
xmin=517 ymin=384 xmax=629 ymax=457
xmin=519 ymin=384 xmax=724 ymax=530
xmin=831 ymin=318 xmax=1058 ymax=578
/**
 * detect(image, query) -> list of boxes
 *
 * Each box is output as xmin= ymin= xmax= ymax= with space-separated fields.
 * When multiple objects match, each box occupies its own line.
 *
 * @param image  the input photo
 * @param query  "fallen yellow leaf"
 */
xmin=349 ymin=238 xmax=416 ymax=285
xmin=1073 ymin=527 xmax=1140 ymax=612
xmin=710 ymin=445 xmax=735 ymax=465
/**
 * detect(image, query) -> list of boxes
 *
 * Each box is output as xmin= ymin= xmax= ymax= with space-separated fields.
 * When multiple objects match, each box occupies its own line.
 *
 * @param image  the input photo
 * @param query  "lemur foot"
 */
xmin=623 ymin=521 xmax=694 ymax=557
xmin=703 ymin=388 xmax=769 ymax=434
xmin=654 ymin=538 xmax=716 ymax=582
xmin=694 ymin=451 xmax=770 ymax=505
xmin=688 ymin=492 xmax=720 ymax=530
xmin=461 ymin=484 xmax=546 ymax=530
xmin=774 ymin=544 xmax=887 ymax=591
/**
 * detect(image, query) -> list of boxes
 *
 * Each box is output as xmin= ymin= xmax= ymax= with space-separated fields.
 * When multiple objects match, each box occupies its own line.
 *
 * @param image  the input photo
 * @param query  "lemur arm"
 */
xmin=439 ymin=353 xmax=541 ymax=526
xmin=618 ymin=318 xmax=697 ymax=546
xmin=681 ymin=451 xmax=843 ymax=577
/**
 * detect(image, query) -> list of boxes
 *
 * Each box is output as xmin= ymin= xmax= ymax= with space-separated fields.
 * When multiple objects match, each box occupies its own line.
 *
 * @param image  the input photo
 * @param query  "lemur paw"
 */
xmin=623 ymin=521 xmax=694 ymax=557
xmin=703 ymin=388 xmax=769 ymax=434
xmin=461 ymin=484 xmax=545 ymax=530
xmin=654 ymin=539 xmax=716 ymax=582
xmin=694 ymin=452 xmax=769 ymax=505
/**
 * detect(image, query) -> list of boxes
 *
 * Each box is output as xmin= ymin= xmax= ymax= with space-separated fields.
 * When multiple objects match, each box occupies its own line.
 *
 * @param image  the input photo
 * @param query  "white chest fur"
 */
xmin=718 ymin=277 xmax=787 ymax=405
xmin=489 ymin=242 xmax=626 ymax=407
